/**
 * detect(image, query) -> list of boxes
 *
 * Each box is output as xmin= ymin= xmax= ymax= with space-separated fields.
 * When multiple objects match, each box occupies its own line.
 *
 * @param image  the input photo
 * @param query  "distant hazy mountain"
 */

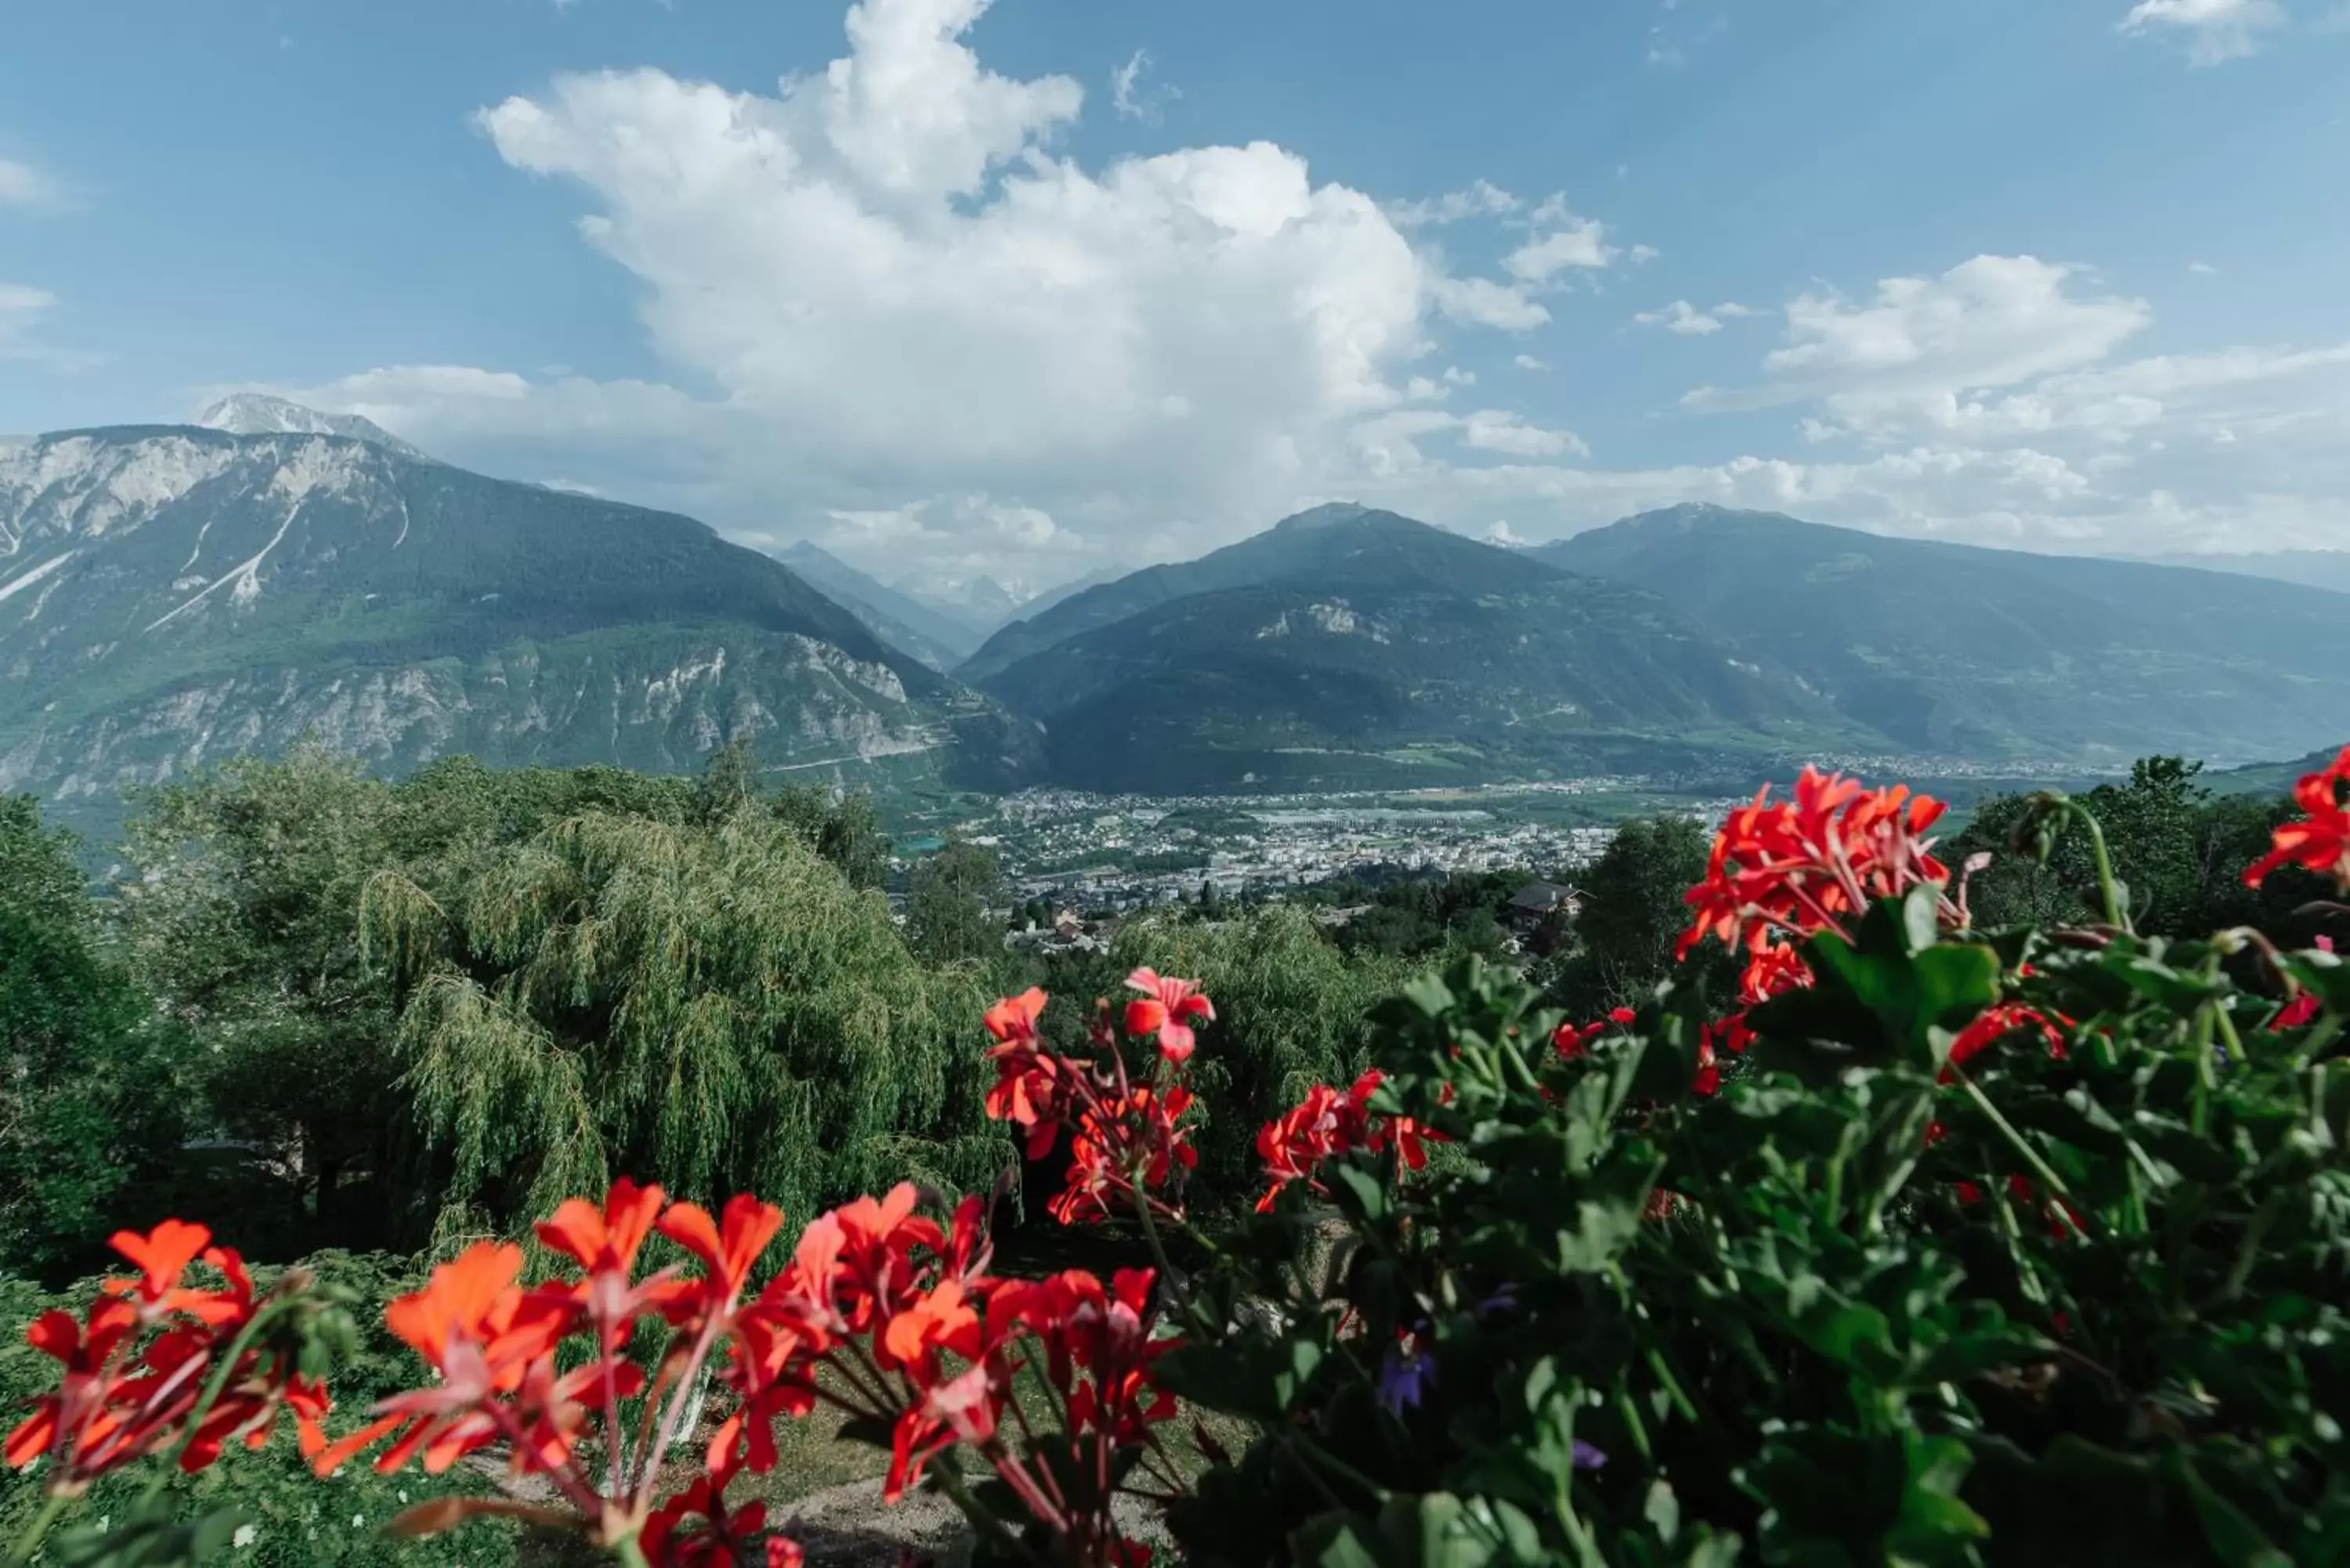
xmin=1019 ymin=565 xmax=1124 ymax=621
xmin=774 ymin=541 xmax=983 ymax=670
xmin=892 ymin=565 xmax=1124 ymax=641
xmin=972 ymin=505 xmax=1866 ymax=792
xmin=1537 ymin=504 xmax=2350 ymax=765
xmin=2131 ymin=550 xmax=2350 ymax=597
xmin=898 ymin=575 xmax=1023 ymax=638
xmin=0 ymin=419 xmax=1037 ymax=831
xmin=195 ymin=393 xmax=431 ymax=463
xmin=2204 ymin=746 xmax=2342 ymax=798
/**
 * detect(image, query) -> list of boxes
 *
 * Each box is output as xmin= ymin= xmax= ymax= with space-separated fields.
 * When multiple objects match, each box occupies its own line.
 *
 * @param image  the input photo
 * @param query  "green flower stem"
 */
xmin=2209 ymin=1187 xmax=2290 ymax=1309
xmin=612 ymin=1532 xmax=653 ymax=1568
xmin=1285 ymin=1431 xmax=1390 ymax=1505
xmin=2189 ymin=1006 xmax=2218 ymax=1138
xmin=4 ymin=1488 xmax=76 ymax=1568
xmin=2290 ymin=1013 xmax=2342 ymax=1070
xmin=1955 ymin=1074 xmax=2074 ymax=1205
xmin=1643 ymin=1346 xmax=1702 ymax=1425
xmin=632 ymin=1312 xmax=725 ymax=1506
xmin=1131 ymin=1193 xmax=1212 ymax=1339
xmin=2065 ymin=801 xmax=2129 ymax=932
xmin=1551 ymin=1471 xmax=1603 ymax=1568
xmin=2211 ymin=999 xmax=2248 ymax=1065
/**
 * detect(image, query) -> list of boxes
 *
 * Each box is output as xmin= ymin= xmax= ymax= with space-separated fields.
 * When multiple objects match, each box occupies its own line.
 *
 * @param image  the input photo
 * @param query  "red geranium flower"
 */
xmin=2272 ymin=937 xmax=2335 ymax=1029
xmin=7 ymin=1223 xmax=324 ymax=1496
xmin=1253 ymin=1070 xmax=1443 ymax=1210
xmin=1679 ymin=766 xmax=1958 ymax=967
xmin=985 ymin=987 xmax=1048 ymax=1044
xmin=1943 ymin=1003 xmax=2069 ymax=1080
xmin=2244 ymin=743 xmax=2350 ymax=891
xmin=643 ymin=1457 xmax=800 ymax=1568
xmin=1049 ymin=1086 xmax=1198 ymax=1226
xmin=1123 ymin=968 xmax=1215 ymax=1064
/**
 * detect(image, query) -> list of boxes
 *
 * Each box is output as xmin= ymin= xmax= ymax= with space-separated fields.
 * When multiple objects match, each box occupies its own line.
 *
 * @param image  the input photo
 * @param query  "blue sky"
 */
xmin=3 ymin=0 xmax=2347 ymax=590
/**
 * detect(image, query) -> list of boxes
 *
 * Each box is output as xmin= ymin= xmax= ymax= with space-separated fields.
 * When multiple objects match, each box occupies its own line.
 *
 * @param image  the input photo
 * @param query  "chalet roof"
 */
xmin=1506 ymin=880 xmax=1578 ymax=912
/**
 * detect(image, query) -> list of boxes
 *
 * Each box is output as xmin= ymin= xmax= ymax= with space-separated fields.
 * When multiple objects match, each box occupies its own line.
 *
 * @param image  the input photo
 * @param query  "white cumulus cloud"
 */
xmin=2118 ymin=0 xmax=2288 ymax=65
xmin=1427 ymin=275 xmax=1551 ymax=331
xmin=428 ymin=0 xmax=1520 ymax=580
xmin=1460 ymin=409 xmax=1589 ymax=458
xmin=1386 ymin=179 xmax=1520 ymax=228
xmin=1502 ymin=208 xmax=1619 ymax=281
xmin=269 ymin=0 xmax=1653 ymax=588
xmin=1686 ymin=255 xmax=2152 ymax=438
xmin=1634 ymin=299 xmax=1752 ymax=336
xmin=244 ymin=2 xmax=2350 ymax=575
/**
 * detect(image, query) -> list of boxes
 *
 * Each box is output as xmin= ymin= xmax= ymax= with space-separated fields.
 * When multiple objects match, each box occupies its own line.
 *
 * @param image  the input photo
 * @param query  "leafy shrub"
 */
xmin=1161 ymin=755 xmax=2350 ymax=1566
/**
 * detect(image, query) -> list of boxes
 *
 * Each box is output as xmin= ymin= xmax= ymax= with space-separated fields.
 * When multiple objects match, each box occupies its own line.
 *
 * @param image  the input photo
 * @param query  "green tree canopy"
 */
xmin=1546 ymin=813 xmax=1730 ymax=1017
xmin=114 ymin=744 xmax=926 ymax=1254
xmin=1951 ymin=757 xmax=2311 ymax=939
xmin=0 ymin=796 xmax=186 ymax=1278
xmin=363 ymin=803 xmax=1007 ymax=1245
xmin=903 ymin=836 xmax=1003 ymax=968
xmin=1108 ymin=905 xmax=1406 ymax=1210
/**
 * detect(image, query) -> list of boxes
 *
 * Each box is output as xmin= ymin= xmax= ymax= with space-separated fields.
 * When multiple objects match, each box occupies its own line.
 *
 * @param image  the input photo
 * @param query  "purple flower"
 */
xmin=1572 ymin=1440 xmax=1607 ymax=1471
xmin=1377 ymin=1346 xmax=1437 ymax=1415
xmin=1475 ymin=1284 xmax=1521 ymax=1321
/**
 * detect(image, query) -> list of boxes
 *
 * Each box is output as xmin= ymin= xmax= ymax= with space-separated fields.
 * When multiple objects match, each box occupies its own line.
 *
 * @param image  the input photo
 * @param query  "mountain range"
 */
xmin=0 ymin=421 xmax=1038 ymax=833
xmin=960 ymin=501 xmax=2350 ymax=788
xmin=8 ymin=402 xmax=2347 ymax=826
xmin=1536 ymin=505 xmax=2350 ymax=765
xmin=898 ymin=565 xmax=1124 ymax=642
xmin=963 ymin=504 xmax=1873 ymax=791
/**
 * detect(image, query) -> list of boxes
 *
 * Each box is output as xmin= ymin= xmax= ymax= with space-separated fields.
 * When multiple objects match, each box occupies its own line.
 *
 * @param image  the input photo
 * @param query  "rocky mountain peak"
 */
xmin=193 ymin=394 xmax=430 ymax=462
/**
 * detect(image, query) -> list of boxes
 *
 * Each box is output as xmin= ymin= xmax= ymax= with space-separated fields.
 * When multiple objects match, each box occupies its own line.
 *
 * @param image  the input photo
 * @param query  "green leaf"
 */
xmin=1295 ymin=1513 xmax=1388 ymax=1568
xmin=1332 ymin=1160 xmax=1391 ymax=1225
xmin=48 ymin=1504 xmax=251 ymax=1568
xmin=2165 ymin=1447 xmax=2296 ymax=1568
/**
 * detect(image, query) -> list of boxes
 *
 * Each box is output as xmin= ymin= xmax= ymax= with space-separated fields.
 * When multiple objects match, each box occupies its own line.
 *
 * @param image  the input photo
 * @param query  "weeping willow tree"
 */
xmin=1108 ymin=906 xmax=1408 ymax=1209
xmin=363 ymin=804 xmax=1007 ymax=1244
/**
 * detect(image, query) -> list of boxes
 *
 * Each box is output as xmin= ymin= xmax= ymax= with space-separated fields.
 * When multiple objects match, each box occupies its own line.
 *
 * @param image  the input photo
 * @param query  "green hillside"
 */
xmin=960 ymin=503 xmax=1405 ymax=682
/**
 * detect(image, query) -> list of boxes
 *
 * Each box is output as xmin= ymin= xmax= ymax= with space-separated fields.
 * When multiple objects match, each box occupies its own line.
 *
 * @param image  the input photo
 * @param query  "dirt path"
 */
xmin=766 ymin=1478 xmax=967 ymax=1566
xmin=767 ymin=1476 xmax=1170 ymax=1567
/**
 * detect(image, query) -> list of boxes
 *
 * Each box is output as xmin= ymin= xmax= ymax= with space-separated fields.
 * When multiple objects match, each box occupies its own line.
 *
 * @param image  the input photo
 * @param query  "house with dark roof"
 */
xmin=1504 ymin=880 xmax=1580 ymax=929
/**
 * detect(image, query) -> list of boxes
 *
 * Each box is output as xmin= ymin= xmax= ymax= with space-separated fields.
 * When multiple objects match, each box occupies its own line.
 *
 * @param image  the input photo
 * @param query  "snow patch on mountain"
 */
xmin=0 ymin=549 xmax=74 ymax=605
